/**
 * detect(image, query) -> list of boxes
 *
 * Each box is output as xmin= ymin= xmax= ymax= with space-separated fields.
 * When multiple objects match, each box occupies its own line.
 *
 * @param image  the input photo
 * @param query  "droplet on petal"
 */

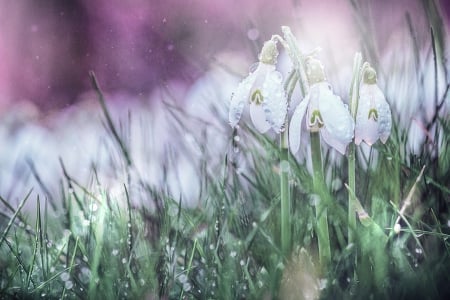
xmin=250 ymin=102 xmax=271 ymax=133
xmin=318 ymin=85 xmax=354 ymax=154
xmin=229 ymin=71 xmax=258 ymax=128
xmin=289 ymin=96 xmax=310 ymax=154
xmin=262 ymin=71 xmax=288 ymax=133
xmin=355 ymin=84 xmax=392 ymax=145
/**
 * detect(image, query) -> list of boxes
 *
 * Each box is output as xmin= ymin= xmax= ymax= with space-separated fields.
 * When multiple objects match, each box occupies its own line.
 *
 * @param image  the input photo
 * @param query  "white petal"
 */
xmin=250 ymin=102 xmax=271 ymax=133
xmin=262 ymin=71 xmax=288 ymax=133
xmin=228 ymin=69 xmax=258 ymax=128
xmin=288 ymin=95 xmax=310 ymax=154
xmin=356 ymin=84 xmax=392 ymax=145
xmin=372 ymin=85 xmax=392 ymax=143
xmin=318 ymin=86 xmax=354 ymax=154
xmin=355 ymin=88 xmax=379 ymax=146
xmin=321 ymin=129 xmax=348 ymax=155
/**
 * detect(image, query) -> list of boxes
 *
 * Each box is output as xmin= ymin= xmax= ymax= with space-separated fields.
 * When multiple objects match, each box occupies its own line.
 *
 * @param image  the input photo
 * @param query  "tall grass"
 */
xmin=0 ymin=0 xmax=450 ymax=299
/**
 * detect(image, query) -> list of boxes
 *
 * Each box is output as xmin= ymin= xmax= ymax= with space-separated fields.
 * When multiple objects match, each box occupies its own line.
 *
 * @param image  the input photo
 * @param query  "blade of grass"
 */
xmin=0 ymin=189 xmax=33 ymax=249
xmin=89 ymin=71 xmax=132 ymax=166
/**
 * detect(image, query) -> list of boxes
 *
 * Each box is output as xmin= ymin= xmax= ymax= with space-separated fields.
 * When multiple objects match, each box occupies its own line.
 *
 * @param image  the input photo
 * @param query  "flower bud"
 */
xmin=305 ymin=57 xmax=326 ymax=85
xmin=258 ymin=40 xmax=279 ymax=65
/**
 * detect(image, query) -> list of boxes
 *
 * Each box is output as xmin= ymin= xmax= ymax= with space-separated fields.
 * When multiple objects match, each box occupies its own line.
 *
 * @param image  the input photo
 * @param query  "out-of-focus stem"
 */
xmin=280 ymin=70 xmax=297 ymax=257
xmin=348 ymin=53 xmax=362 ymax=244
xmin=310 ymin=132 xmax=331 ymax=268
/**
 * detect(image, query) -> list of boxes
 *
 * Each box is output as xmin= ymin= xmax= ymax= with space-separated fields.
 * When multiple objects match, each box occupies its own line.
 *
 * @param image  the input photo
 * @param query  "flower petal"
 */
xmin=355 ymin=86 xmax=379 ymax=146
xmin=250 ymin=102 xmax=271 ymax=133
xmin=229 ymin=69 xmax=258 ymax=128
xmin=289 ymin=95 xmax=310 ymax=154
xmin=372 ymin=85 xmax=392 ymax=143
xmin=262 ymin=71 xmax=288 ymax=133
xmin=355 ymin=84 xmax=392 ymax=145
xmin=318 ymin=86 xmax=354 ymax=154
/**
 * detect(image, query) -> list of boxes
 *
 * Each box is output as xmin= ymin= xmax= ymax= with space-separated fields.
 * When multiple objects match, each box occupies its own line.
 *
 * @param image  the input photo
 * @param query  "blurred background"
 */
xmin=0 ymin=0 xmax=449 ymax=208
xmin=0 ymin=0 xmax=448 ymax=112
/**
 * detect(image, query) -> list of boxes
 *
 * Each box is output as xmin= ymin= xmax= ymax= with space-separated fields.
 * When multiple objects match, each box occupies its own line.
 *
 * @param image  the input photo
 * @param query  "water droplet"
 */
xmin=240 ymin=260 xmax=245 ymax=266
xmin=415 ymin=248 xmax=423 ymax=254
xmin=60 ymin=272 xmax=70 ymax=282
xmin=230 ymin=251 xmax=237 ymax=258
xmin=65 ymin=280 xmax=73 ymax=289
xmin=112 ymin=249 xmax=119 ymax=256
xmin=178 ymin=274 xmax=188 ymax=283
xmin=183 ymin=282 xmax=191 ymax=292
xmin=280 ymin=160 xmax=290 ymax=172
xmin=233 ymin=135 xmax=240 ymax=142
xmin=309 ymin=194 xmax=321 ymax=206
xmin=122 ymin=258 xmax=127 ymax=264
xmin=247 ymin=28 xmax=259 ymax=41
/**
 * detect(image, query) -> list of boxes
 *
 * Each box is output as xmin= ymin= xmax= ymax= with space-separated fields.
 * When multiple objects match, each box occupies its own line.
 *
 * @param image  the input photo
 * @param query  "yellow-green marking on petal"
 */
xmin=309 ymin=110 xmax=324 ymax=129
xmin=368 ymin=108 xmax=378 ymax=121
xmin=251 ymin=89 xmax=263 ymax=105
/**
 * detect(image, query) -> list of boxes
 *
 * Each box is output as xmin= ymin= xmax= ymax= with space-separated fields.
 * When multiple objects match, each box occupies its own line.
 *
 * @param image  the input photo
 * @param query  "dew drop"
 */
xmin=65 ymin=280 xmax=73 ymax=290
xmin=183 ymin=282 xmax=192 ymax=292
xmin=247 ymin=28 xmax=259 ymax=41
xmin=60 ymin=272 xmax=70 ymax=282
xmin=280 ymin=160 xmax=290 ymax=172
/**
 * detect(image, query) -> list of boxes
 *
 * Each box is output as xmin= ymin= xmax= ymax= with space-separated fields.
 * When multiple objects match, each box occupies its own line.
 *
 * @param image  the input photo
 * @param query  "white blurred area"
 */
xmin=0 ymin=0 xmax=449 ymax=213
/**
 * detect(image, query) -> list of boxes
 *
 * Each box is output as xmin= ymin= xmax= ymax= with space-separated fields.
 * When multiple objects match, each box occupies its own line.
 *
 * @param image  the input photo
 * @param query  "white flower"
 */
xmin=229 ymin=40 xmax=288 ymax=133
xmin=289 ymin=59 xmax=354 ymax=155
xmin=355 ymin=68 xmax=392 ymax=146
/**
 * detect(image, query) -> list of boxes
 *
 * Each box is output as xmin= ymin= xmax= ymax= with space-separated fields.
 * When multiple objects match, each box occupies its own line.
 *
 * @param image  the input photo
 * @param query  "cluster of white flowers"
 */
xmin=229 ymin=29 xmax=392 ymax=155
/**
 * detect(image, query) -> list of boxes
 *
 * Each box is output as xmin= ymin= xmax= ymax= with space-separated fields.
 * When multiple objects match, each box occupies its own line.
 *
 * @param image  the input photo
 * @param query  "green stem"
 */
xmin=280 ymin=129 xmax=290 ymax=257
xmin=279 ymin=71 xmax=297 ymax=257
xmin=310 ymin=132 xmax=331 ymax=269
xmin=348 ymin=53 xmax=362 ymax=244
xmin=348 ymin=142 xmax=356 ymax=243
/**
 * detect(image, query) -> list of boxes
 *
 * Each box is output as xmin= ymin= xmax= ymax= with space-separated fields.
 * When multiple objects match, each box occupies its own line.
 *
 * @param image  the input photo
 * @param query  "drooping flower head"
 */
xmin=355 ymin=66 xmax=392 ymax=146
xmin=289 ymin=57 xmax=355 ymax=155
xmin=229 ymin=39 xmax=288 ymax=133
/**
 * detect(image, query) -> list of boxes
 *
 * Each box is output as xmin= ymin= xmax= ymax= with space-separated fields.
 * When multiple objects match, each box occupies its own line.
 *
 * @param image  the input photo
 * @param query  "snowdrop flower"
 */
xmin=289 ymin=58 xmax=354 ymax=155
xmin=229 ymin=39 xmax=288 ymax=133
xmin=355 ymin=66 xmax=392 ymax=146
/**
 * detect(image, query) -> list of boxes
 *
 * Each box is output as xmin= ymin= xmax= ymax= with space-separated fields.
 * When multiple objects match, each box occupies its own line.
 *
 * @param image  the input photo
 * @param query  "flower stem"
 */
xmin=347 ymin=142 xmax=356 ymax=243
xmin=310 ymin=132 xmax=331 ymax=268
xmin=280 ymin=129 xmax=290 ymax=257
xmin=348 ymin=53 xmax=362 ymax=244
xmin=279 ymin=70 xmax=297 ymax=257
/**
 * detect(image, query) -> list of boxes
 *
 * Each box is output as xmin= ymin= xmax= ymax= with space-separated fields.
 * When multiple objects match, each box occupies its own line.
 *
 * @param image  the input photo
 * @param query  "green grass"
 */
xmin=1 ymin=1 xmax=450 ymax=299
